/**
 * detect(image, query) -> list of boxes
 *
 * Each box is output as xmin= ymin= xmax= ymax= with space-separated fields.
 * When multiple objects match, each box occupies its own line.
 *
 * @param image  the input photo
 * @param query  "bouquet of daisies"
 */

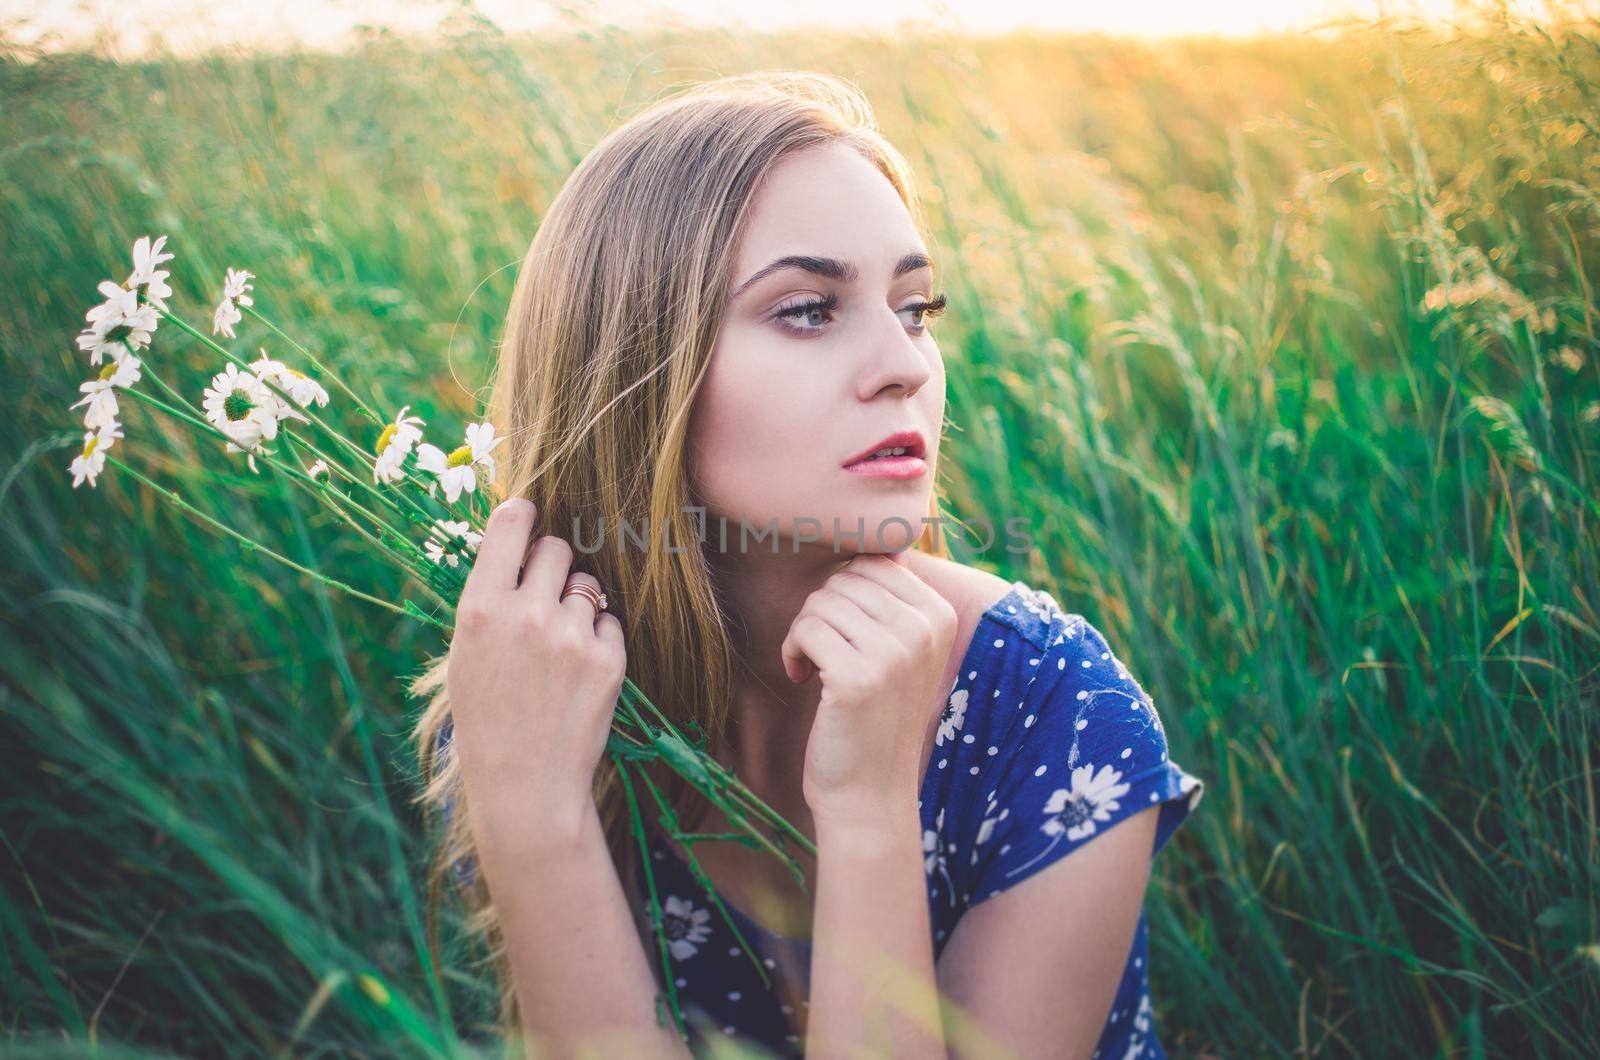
xmin=62 ymin=233 xmax=813 ymax=1032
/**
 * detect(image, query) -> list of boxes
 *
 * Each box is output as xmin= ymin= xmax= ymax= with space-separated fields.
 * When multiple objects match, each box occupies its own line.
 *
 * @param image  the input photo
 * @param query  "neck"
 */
xmin=706 ymin=539 xmax=897 ymax=769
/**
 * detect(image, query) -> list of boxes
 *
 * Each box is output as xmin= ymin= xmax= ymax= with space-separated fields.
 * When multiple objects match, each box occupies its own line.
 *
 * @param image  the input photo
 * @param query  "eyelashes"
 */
xmin=773 ymin=292 xmax=840 ymax=332
xmin=773 ymin=291 xmax=949 ymax=336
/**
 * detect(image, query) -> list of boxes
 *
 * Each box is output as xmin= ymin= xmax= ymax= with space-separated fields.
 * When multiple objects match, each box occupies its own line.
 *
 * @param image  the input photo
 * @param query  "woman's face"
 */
xmin=688 ymin=143 xmax=946 ymax=557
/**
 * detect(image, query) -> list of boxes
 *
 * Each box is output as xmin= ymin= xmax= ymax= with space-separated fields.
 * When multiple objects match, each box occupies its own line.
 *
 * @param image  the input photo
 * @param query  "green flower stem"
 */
xmin=116 ymin=386 xmax=342 ymax=510
xmin=129 ymin=361 xmax=367 ymax=511
xmin=617 ymin=762 xmax=689 ymax=1039
xmin=612 ymin=690 xmax=813 ymax=868
xmin=278 ymin=431 xmax=424 ymax=529
xmin=123 ymin=377 xmax=437 ymax=594
xmin=117 ymin=385 xmax=395 ymax=539
xmin=241 ymin=302 xmax=386 ymax=428
xmin=104 ymin=454 xmax=452 ymax=633
xmin=272 ymin=429 xmax=426 ymax=540
xmin=629 ymin=765 xmax=782 ymax=990
xmin=614 ymin=677 xmax=814 ymax=858
xmin=158 ymin=310 xmax=447 ymax=528
xmin=278 ymin=435 xmax=439 ymax=586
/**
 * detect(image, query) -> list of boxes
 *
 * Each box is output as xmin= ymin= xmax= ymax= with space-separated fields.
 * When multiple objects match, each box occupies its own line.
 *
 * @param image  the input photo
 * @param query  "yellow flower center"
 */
xmin=375 ymin=422 xmax=396 ymax=456
xmin=446 ymin=445 xmax=474 ymax=468
xmin=82 ymin=436 xmax=99 ymax=457
xmin=97 ymin=362 xmax=119 ymax=381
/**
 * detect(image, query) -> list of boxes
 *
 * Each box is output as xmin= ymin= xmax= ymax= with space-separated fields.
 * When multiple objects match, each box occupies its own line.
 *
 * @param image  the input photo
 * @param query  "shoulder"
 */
xmin=930 ymin=578 xmax=1205 ymax=910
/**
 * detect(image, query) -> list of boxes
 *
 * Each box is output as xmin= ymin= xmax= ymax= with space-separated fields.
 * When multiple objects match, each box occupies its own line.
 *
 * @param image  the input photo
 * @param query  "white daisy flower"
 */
xmin=241 ymin=355 xmax=311 ymax=434
xmin=277 ymin=365 xmax=329 ymax=409
xmin=935 ymin=687 xmax=968 ymax=745
xmin=659 ymin=894 xmax=713 ymax=960
xmin=1040 ymin=763 xmax=1131 ymax=842
xmin=212 ymin=268 xmax=255 ymax=339
xmin=306 ymin=458 xmax=330 ymax=480
xmin=75 ymin=324 xmax=132 ymax=369
xmin=248 ymin=349 xmax=288 ymax=379
xmin=223 ymin=267 xmax=254 ymax=305
xmin=68 ymin=420 xmax=125 ymax=489
xmin=68 ymin=355 xmax=143 ymax=431
xmin=125 ymin=234 xmax=174 ymax=309
xmin=201 ymin=362 xmax=284 ymax=473
xmin=415 ymin=421 xmax=501 ymax=504
xmin=213 ymin=297 xmax=243 ymax=339
xmin=80 ymin=280 xmax=158 ymax=361
xmin=373 ymin=404 xmax=426 ymax=484
xmin=84 ymin=279 xmax=139 ymax=331
xmin=423 ymin=518 xmax=484 ymax=568
xmin=249 ymin=349 xmax=329 ymax=413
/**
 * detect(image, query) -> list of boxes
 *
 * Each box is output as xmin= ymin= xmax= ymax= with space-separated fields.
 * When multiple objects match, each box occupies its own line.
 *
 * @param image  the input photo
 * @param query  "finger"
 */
xmin=780 ymin=612 xmax=854 ymax=685
xmin=594 ymin=612 xmax=625 ymax=655
xmin=827 ymin=559 xmax=935 ymax=649
xmin=804 ymin=588 xmax=882 ymax=650
xmin=841 ymin=553 xmax=942 ymax=611
xmin=818 ymin=568 xmax=898 ymax=623
xmin=560 ymin=571 xmax=606 ymax=626
xmin=520 ymin=534 xmax=578 ymax=602
xmin=463 ymin=498 xmax=539 ymax=597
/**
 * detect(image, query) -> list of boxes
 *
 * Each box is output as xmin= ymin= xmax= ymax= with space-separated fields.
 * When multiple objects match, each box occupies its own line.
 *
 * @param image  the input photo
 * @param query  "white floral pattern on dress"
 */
xmin=660 ymin=894 xmax=713 ymax=960
xmin=1040 ymin=763 xmax=1132 ymax=842
xmin=936 ymin=687 xmax=968 ymax=745
xmin=1015 ymin=584 xmax=1062 ymax=624
xmin=970 ymin=793 xmax=1008 ymax=867
xmin=1119 ymin=992 xmax=1153 ymax=1059
xmin=922 ymin=806 xmax=958 ymax=902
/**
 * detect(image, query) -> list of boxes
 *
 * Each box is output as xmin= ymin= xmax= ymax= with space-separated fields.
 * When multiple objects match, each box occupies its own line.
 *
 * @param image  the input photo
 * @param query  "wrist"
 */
xmin=811 ymin=791 xmax=922 ymax=850
xmin=467 ymin=781 xmax=599 ymax=854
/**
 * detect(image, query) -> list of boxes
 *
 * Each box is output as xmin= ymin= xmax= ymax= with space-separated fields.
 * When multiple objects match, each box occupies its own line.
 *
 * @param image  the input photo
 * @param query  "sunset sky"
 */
xmin=2 ymin=0 xmax=1548 ymax=57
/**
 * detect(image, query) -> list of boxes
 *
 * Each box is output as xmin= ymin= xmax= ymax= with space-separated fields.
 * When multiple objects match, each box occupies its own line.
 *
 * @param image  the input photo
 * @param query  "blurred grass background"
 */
xmin=2 ymin=2 xmax=1598 ymax=1056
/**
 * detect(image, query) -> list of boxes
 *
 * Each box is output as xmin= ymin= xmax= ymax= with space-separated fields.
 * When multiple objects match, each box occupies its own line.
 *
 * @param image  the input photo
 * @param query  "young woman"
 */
xmin=412 ymin=70 xmax=1204 ymax=1059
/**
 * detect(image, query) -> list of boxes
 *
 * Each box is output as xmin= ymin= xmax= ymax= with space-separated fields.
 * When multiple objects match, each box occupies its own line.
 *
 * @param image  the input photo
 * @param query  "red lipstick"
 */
xmin=842 ymin=429 xmax=928 ymax=479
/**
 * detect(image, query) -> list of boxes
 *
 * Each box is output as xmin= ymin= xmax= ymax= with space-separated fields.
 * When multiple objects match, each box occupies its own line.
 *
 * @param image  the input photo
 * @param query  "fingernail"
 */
xmin=494 ymin=498 xmax=535 ymax=517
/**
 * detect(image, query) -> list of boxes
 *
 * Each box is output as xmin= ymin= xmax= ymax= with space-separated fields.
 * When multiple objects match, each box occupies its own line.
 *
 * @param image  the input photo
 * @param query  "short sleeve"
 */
xmin=962 ymin=615 xmax=1203 ymax=909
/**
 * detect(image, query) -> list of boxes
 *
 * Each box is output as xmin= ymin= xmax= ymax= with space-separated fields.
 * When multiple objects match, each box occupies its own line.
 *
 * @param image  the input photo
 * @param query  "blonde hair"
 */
xmin=408 ymin=69 xmax=949 ymax=1048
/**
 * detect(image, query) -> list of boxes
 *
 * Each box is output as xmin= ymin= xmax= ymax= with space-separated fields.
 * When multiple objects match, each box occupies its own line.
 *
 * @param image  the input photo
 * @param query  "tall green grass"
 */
xmin=2 ymin=5 xmax=1596 ymax=1056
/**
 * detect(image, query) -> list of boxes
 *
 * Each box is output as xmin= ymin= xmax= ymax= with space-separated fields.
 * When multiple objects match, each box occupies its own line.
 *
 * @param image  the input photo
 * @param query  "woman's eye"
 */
xmin=900 ymin=292 xmax=949 ymax=332
xmin=772 ymin=291 xmax=948 ymax=335
xmin=773 ymin=294 xmax=838 ymax=334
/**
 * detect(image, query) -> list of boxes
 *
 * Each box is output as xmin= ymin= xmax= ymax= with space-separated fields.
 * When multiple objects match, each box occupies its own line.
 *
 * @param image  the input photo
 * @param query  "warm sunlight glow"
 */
xmin=3 ymin=0 xmax=1570 ymax=57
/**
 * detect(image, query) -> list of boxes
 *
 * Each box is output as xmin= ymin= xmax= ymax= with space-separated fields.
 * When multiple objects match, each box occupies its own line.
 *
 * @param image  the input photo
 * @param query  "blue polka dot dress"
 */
xmin=439 ymin=578 xmax=1205 ymax=1058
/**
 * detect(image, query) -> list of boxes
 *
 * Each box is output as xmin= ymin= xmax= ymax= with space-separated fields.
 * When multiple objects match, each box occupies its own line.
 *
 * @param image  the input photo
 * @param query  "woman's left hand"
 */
xmin=781 ymin=553 xmax=959 ymax=826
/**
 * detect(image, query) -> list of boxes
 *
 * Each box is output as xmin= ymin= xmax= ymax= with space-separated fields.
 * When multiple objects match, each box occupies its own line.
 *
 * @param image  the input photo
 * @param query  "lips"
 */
xmin=842 ymin=429 xmax=927 ymax=467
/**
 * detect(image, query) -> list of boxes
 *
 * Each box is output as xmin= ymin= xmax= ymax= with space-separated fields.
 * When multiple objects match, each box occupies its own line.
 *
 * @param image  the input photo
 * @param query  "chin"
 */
xmin=826 ymin=499 xmax=932 ymax=553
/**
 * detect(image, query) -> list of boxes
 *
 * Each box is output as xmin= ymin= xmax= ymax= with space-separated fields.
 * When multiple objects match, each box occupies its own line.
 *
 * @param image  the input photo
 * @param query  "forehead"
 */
xmin=734 ymin=143 xmax=924 ymax=277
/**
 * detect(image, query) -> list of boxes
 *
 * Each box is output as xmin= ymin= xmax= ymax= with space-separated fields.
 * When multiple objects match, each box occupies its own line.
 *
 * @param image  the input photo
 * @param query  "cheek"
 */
xmin=687 ymin=341 xmax=822 ymax=514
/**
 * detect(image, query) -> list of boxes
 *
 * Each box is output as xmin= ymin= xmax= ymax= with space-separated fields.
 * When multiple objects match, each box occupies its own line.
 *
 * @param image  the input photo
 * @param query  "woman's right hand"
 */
xmin=445 ymin=497 xmax=628 ymax=839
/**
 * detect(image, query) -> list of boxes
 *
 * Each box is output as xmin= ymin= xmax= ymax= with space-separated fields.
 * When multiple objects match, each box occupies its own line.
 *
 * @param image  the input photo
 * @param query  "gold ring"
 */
xmin=561 ymin=582 xmax=608 ymax=614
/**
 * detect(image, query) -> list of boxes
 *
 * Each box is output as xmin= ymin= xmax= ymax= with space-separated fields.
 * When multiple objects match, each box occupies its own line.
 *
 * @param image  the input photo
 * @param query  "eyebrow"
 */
xmin=730 ymin=251 xmax=933 ymax=300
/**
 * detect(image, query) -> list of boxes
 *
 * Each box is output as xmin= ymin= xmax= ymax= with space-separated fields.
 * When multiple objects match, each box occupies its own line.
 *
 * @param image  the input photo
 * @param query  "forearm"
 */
xmin=807 ymin=796 xmax=948 ymax=1058
xmin=469 ymin=797 xmax=692 ymax=1060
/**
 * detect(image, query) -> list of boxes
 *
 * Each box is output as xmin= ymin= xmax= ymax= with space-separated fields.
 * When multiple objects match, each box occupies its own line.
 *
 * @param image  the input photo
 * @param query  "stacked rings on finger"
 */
xmin=561 ymin=581 xmax=608 ymax=615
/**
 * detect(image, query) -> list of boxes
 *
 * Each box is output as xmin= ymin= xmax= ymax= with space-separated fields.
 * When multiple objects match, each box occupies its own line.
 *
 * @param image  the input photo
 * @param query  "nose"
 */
xmin=856 ymin=308 xmax=933 ymax=400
